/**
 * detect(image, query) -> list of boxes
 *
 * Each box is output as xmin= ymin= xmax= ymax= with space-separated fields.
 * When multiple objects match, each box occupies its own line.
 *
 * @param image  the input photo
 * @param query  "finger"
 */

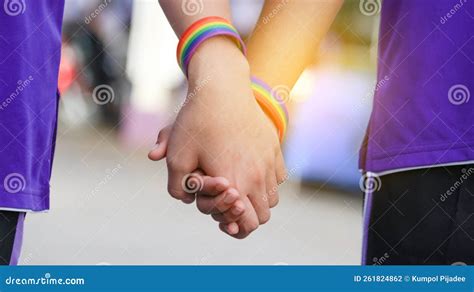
xmin=210 ymin=199 xmax=246 ymax=222
xmin=148 ymin=125 xmax=172 ymax=161
xmin=219 ymin=222 xmax=239 ymax=236
xmin=218 ymin=223 xmax=229 ymax=235
xmin=197 ymin=176 xmax=230 ymax=197
xmin=197 ymin=188 xmax=240 ymax=215
xmin=231 ymin=196 xmax=260 ymax=239
xmin=266 ymin=171 xmax=279 ymax=208
xmin=275 ymin=150 xmax=288 ymax=184
xmin=167 ymin=159 xmax=199 ymax=203
xmin=181 ymin=195 xmax=196 ymax=204
xmin=249 ymin=193 xmax=271 ymax=225
xmin=246 ymin=170 xmax=271 ymax=225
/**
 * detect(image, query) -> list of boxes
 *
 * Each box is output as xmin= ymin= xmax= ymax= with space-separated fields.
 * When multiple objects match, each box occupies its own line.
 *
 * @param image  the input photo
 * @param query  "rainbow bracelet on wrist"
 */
xmin=251 ymin=76 xmax=289 ymax=142
xmin=176 ymin=16 xmax=247 ymax=77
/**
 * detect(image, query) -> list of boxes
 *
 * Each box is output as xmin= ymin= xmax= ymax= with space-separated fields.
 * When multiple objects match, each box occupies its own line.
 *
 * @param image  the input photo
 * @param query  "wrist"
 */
xmin=251 ymin=76 xmax=289 ymax=142
xmin=187 ymin=36 xmax=249 ymax=81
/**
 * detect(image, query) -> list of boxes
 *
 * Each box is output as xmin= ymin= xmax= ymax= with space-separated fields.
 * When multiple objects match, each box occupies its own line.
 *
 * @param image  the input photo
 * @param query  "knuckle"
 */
xmin=234 ymin=233 xmax=248 ymax=240
xmin=267 ymin=185 xmax=279 ymax=199
xmin=219 ymin=213 xmax=233 ymax=223
xmin=167 ymin=185 xmax=184 ymax=199
xmin=249 ymin=169 xmax=265 ymax=185
xmin=269 ymin=194 xmax=279 ymax=208
xmin=244 ymin=220 xmax=259 ymax=233
xmin=166 ymin=159 xmax=186 ymax=172
xmin=212 ymin=214 xmax=230 ymax=223
xmin=249 ymin=223 xmax=259 ymax=232
xmin=196 ymin=199 xmax=211 ymax=214
xmin=278 ymin=168 xmax=289 ymax=184
xmin=212 ymin=214 xmax=230 ymax=224
xmin=216 ymin=201 xmax=229 ymax=213
xmin=181 ymin=196 xmax=195 ymax=204
xmin=226 ymin=211 xmax=239 ymax=222
xmin=258 ymin=211 xmax=271 ymax=225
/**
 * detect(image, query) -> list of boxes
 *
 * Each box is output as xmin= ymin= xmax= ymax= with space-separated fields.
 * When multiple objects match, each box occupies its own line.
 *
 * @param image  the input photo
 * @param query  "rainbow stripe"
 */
xmin=176 ymin=17 xmax=246 ymax=76
xmin=251 ymin=77 xmax=289 ymax=142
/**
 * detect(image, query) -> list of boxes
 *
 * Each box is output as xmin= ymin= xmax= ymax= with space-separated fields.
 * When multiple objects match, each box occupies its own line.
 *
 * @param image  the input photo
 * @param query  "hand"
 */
xmin=149 ymin=37 xmax=287 ymax=238
xmin=149 ymin=126 xmax=246 ymax=235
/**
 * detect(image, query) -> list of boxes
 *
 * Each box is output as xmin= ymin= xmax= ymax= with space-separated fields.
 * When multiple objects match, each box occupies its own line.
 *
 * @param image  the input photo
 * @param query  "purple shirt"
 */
xmin=0 ymin=1 xmax=64 ymax=211
xmin=360 ymin=0 xmax=474 ymax=173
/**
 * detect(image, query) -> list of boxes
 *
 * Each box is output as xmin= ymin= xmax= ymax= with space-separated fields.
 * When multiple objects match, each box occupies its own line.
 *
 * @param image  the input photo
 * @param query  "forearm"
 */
xmin=247 ymin=0 xmax=343 ymax=89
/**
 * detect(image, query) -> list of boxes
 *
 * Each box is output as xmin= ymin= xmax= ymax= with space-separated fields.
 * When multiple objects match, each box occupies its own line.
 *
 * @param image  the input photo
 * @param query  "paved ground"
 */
xmin=21 ymin=124 xmax=362 ymax=265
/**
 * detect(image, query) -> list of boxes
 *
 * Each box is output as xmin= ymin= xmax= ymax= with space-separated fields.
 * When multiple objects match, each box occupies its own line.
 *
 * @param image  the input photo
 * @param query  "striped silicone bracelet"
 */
xmin=176 ymin=16 xmax=246 ymax=77
xmin=251 ymin=76 xmax=289 ymax=142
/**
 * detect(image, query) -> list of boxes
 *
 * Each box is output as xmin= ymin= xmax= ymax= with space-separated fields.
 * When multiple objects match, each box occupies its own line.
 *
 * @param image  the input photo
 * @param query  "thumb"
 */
xmin=148 ymin=125 xmax=172 ymax=161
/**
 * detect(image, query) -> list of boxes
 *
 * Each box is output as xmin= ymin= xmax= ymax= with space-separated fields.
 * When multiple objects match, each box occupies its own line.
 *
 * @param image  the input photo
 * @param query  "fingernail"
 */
xmin=224 ymin=193 xmax=235 ymax=204
xmin=232 ymin=206 xmax=243 ymax=215
xmin=227 ymin=224 xmax=238 ymax=235
xmin=216 ymin=181 xmax=228 ymax=192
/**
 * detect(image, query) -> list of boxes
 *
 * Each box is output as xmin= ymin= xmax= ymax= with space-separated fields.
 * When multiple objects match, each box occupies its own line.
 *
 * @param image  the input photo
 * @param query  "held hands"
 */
xmin=148 ymin=37 xmax=287 ymax=239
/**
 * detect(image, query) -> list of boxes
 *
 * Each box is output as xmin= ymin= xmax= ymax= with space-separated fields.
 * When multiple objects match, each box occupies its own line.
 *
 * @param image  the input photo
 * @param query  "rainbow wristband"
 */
xmin=176 ymin=16 xmax=246 ymax=77
xmin=251 ymin=76 xmax=289 ymax=142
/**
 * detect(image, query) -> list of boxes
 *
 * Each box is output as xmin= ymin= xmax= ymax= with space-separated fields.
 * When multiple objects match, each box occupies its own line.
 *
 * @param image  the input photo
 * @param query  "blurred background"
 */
xmin=22 ymin=0 xmax=380 ymax=265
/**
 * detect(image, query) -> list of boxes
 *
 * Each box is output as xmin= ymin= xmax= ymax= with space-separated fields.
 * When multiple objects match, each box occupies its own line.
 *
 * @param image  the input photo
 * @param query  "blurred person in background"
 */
xmin=60 ymin=0 xmax=133 ymax=127
xmin=151 ymin=0 xmax=474 ymax=265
